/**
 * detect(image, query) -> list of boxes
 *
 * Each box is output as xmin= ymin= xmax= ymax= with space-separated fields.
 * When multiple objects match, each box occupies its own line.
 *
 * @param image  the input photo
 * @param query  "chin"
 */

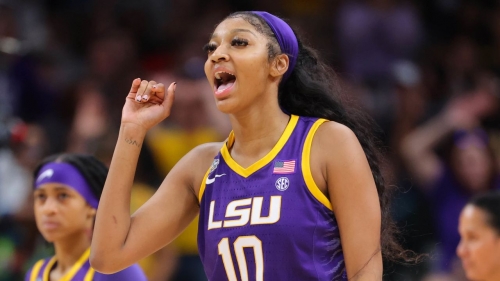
xmin=215 ymin=99 xmax=239 ymax=114
xmin=464 ymin=270 xmax=484 ymax=281
xmin=40 ymin=233 xmax=57 ymax=243
xmin=40 ymin=229 xmax=68 ymax=243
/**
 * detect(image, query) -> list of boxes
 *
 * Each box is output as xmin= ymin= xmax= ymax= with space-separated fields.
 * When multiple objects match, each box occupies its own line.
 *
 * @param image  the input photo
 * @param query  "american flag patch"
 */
xmin=273 ymin=160 xmax=296 ymax=174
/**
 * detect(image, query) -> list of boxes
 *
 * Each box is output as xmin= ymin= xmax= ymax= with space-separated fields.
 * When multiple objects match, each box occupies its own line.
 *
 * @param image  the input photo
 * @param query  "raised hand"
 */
xmin=122 ymin=78 xmax=176 ymax=131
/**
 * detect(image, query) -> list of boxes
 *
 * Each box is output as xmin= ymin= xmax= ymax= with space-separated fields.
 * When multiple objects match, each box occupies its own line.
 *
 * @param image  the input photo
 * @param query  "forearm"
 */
xmin=400 ymin=114 xmax=451 ymax=186
xmin=402 ymin=113 xmax=454 ymax=157
xmin=91 ymin=123 xmax=146 ymax=267
xmin=347 ymin=252 xmax=382 ymax=281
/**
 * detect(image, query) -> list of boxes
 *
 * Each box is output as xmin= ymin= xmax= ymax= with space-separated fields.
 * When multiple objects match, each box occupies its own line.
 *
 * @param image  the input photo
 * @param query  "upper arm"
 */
xmin=311 ymin=122 xmax=382 ymax=280
xmin=400 ymin=133 xmax=443 ymax=188
xmin=118 ymin=142 xmax=221 ymax=265
xmin=94 ymin=264 xmax=148 ymax=281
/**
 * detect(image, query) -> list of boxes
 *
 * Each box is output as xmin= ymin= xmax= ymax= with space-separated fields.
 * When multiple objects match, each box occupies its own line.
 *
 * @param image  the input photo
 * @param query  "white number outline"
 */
xmin=218 ymin=236 xmax=264 ymax=281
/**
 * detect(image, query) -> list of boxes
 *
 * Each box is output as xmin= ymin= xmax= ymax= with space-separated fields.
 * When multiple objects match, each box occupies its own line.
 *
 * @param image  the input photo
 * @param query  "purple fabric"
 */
xmin=429 ymin=166 xmax=500 ymax=272
xmin=95 ymin=264 xmax=148 ymax=281
xmin=24 ymin=268 xmax=32 ymax=281
xmin=252 ymin=11 xmax=298 ymax=82
xmin=35 ymin=162 xmax=99 ymax=209
xmin=453 ymin=128 xmax=489 ymax=149
xmin=26 ymin=257 xmax=147 ymax=281
xmin=198 ymin=116 xmax=346 ymax=280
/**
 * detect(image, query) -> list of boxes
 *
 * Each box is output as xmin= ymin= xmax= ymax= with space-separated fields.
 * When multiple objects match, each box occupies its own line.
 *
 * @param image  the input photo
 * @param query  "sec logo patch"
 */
xmin=275 ymin=177 xmax=289 ymax=191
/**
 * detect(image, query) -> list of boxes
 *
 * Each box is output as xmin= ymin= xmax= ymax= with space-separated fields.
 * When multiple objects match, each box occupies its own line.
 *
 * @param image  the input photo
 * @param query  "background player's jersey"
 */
xmin=198 ymin=115 xmax=347 ymax=281
xmin=25 ymin=248 xmax=147 ymax=281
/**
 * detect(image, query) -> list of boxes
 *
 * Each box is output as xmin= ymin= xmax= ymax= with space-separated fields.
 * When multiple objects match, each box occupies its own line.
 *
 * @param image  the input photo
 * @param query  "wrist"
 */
xmin=119 ymin=123 xmax=147 ymax=142
xmin=438 ymin=112 xmax=458 ymax=130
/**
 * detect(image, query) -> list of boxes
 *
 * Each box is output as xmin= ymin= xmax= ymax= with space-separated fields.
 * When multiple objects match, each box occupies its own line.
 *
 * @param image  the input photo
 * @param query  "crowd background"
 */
xmin=0 ymin=0 xmax=499 ymax=280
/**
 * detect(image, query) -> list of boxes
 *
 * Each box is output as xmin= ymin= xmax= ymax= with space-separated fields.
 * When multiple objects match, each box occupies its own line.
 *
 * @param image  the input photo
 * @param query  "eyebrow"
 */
xmin=34 ymin=185 xmax=72 ymax=192
xmin=211 ymin=29 xmax=257 ymax=39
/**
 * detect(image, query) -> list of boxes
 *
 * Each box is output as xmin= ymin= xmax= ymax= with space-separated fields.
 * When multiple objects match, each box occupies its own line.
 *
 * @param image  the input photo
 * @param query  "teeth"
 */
xmin=214 ymin=71 xmax=235 ymax=80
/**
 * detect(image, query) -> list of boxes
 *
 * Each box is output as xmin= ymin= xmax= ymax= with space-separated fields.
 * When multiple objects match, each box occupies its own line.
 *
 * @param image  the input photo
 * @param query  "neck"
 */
xmin=487 ymin=271 xmax=500 ymax=281
xmin=228 ymin=93 xmax=290 ymax=160
xmin=52 ymin=230 xmax=91 ymax=272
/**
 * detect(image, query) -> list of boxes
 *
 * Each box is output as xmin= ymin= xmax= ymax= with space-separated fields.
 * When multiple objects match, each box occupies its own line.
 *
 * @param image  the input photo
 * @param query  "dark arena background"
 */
xmin=1 ymin=0 xmax=500 ymax=280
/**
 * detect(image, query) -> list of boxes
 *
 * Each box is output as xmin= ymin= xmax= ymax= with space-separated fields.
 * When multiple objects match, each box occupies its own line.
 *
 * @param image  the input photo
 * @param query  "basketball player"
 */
xmin=91 ymin=11 xmax=405 ymax=280
xmin=457 ymin=191 xmax=500 ymax=281
xmin=25 ymin=154 xmax=147 ymax=280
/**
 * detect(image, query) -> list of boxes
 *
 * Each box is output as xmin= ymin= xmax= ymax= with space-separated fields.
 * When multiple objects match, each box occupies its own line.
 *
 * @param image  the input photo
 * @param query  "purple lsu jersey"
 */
xmin=25 ymin=248 xmax=147 ymax=281
xmin=198 ymin=115 xmax=347 ymax=281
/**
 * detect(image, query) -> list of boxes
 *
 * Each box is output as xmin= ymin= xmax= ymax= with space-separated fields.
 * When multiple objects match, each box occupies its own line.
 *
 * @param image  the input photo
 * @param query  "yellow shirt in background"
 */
xmin=146 ymin=127 xmax=222 ymax=255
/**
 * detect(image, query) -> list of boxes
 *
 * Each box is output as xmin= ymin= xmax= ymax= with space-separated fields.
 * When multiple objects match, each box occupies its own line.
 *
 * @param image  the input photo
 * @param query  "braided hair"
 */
xmin=224 ymin=11 xmax=416 ymax=264
xmin=33 ymin=154 xmax=108 ymax=201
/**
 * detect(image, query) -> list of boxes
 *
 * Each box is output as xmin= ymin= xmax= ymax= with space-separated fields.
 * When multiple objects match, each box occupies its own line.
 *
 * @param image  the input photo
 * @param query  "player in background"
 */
xmin=25 ymin=154 xmax=147 ymax=281
xmin=457 ymin=191 xmax=500 ymax=281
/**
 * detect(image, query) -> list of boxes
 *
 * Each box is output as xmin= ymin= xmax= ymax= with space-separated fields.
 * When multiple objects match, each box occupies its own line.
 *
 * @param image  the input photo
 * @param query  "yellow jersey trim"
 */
xmin=84 ymin=267 xmax=95 ymax=281
xmin=60 ymin=248 xmax=91 ymax=281
xmin=301 ymin=119 xmax=333 ymax=211
xmin=29 ymin=259 xmax=45 ymax=281
xmin=42 ymin=257 xmax=56 ymax=281
xmin=198 ymin=168 xmax=211 ymax=203
xmin=221 ymin=115 xmax=299 ymax=178
xmin=40 ymin=248 xmax=91 ymax=281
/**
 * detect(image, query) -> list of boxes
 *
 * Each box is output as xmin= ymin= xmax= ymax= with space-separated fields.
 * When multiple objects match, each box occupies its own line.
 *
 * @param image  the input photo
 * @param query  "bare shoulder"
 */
xmin=313 ymin=120 xmax=360 ymax=150
xmin=177 ymin=142 xmax=224 ymax=199
xmin=179 ymin=142 xmax=223 ymax=176
xmin=307 ymin=121 xmax=368 ymax=202
xmin=188 ymin=142 xmax=224 ymax=160
xmin=311 ymin=120 xmax=369 ymax=175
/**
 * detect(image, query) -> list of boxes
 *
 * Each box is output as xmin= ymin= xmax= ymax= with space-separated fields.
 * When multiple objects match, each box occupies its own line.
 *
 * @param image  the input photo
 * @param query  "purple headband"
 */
xmin=35 ymin=162 xmax=99 ymax=209
xmin=252 ymin=11 xmax=298 ymax=82
xmin=453 ymin=128 xmax=489 ymax=150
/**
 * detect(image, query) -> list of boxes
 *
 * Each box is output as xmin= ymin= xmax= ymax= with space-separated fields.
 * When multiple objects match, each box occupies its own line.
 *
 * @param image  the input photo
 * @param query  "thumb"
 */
xmin=160 ymin=82 xmax=176 ymax=116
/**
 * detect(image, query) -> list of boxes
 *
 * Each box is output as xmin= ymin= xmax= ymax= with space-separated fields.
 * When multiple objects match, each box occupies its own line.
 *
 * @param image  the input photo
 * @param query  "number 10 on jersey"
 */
xmin=218 ymin=236 xmax=264 ymax=281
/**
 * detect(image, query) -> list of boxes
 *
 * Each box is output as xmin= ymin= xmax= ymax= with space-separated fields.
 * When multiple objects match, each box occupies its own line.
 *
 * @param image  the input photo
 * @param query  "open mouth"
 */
xmin=214 ymin=71 xmax=236 ymax=94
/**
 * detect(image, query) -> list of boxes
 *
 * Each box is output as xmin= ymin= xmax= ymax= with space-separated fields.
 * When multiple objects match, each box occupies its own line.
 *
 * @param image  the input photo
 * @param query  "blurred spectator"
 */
xmin=0 ymin=121 xmax=48 ymax=280
xmin=444 ymin=36 xmax=480 ymax=96
xmin=336 ymin=0 xmax=423 ymax=84
xmin=382 ymin=60 xmax=437 ymax=281
xmin=85 ymin=30 xmax=143 ymax=125
xmin=401 ymin=82 xmax=500 ymax=277
xmin=391 ymin=60 xmax=426 ymax=149
xmin=66 ymin=80 xmax=109 ymax=154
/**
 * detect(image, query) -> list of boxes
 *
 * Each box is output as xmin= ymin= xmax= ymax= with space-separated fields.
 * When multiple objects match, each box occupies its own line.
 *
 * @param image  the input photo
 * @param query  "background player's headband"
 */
xmin=35 ymin=162 xmax=99 ymax=209
xmin=453 ymin=128 xmax=489 ymax=149
xmin=252 ymin=11 xmax=298 ymax=82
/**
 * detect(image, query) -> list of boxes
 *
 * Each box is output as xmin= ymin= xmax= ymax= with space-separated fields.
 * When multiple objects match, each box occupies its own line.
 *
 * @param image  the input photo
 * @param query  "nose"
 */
xmin=456 ymin=240 xmax=466 ymax=258
xmin=210 ymin=47 xmax=229 ymax=63
xmin=40 ymin=197 xmax=59 ymax=215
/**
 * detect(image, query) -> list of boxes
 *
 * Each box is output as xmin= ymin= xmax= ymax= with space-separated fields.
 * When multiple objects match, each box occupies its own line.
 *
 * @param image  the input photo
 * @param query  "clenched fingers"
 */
xmin=135 ymin=80 xmax=157 ymax=103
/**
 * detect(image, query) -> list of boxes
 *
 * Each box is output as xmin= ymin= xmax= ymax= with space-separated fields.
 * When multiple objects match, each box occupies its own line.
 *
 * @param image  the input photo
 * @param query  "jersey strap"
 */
xmin=29 ymin=259 xmax=45 ymax=281
xmin=34 ymin=248 xmax=92 ymax=281
xmin=301 ymin=118 xmax=333 ymax=210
